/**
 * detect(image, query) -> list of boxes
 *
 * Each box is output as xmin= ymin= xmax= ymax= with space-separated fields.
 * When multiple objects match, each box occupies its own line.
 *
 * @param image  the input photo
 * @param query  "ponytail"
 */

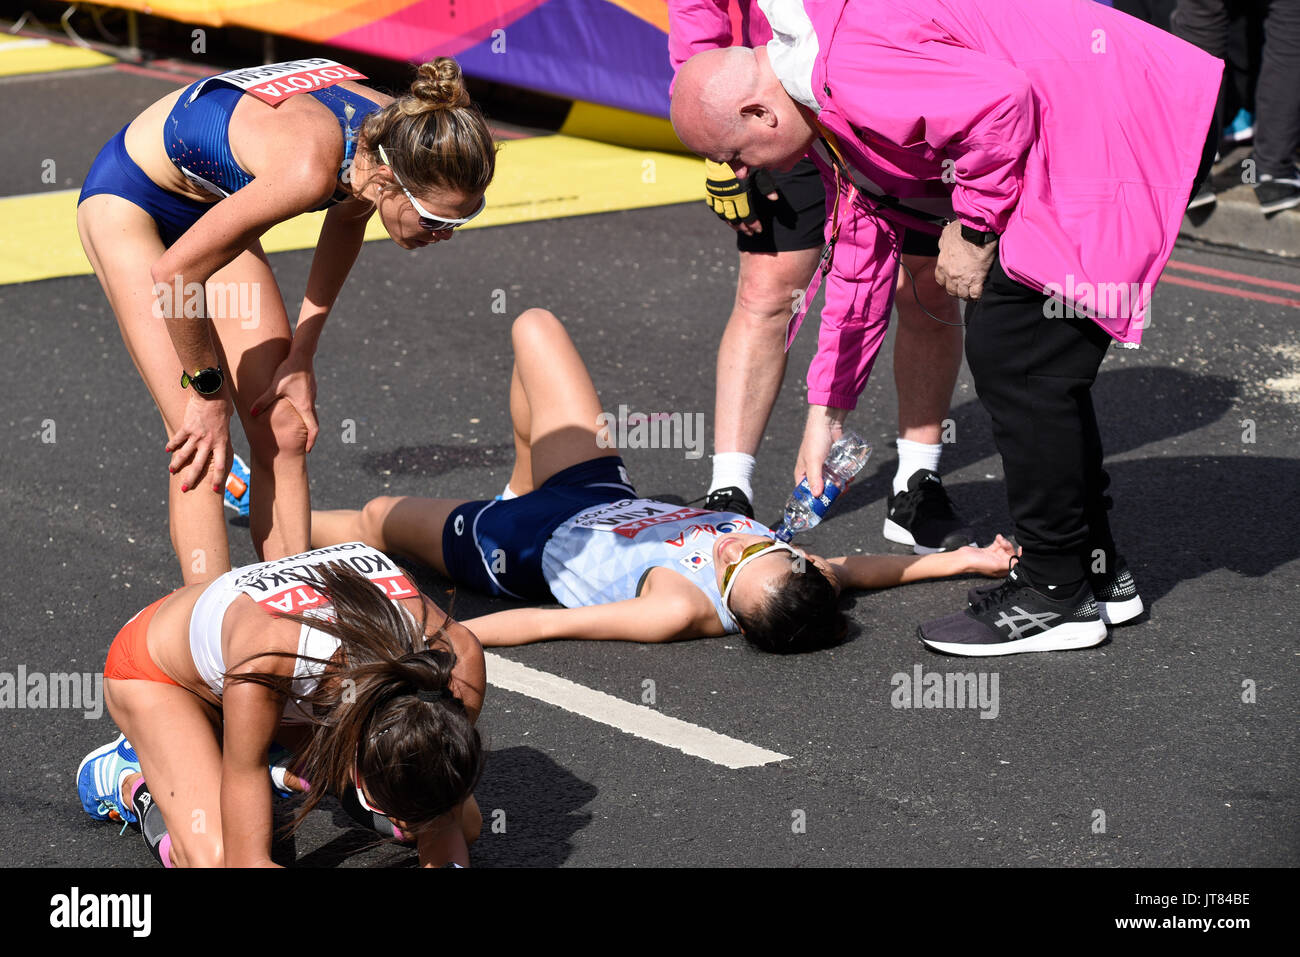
xmin=227 ymin=563 xmax=483 ymax=837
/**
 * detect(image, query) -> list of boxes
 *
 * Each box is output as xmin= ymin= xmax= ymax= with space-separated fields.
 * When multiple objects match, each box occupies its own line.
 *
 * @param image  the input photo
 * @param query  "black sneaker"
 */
xmin=968 ymin=554 xmax=1143 ymax=625
xmin=922 ymin=563 xmax=1106 ymax=656
xmin=883 ymin=469 xmax=974 ymax=554
xmin=704 ymin=486 xmax=754 ymax=519
xmin=1256 ymin=172 xmax=1300 ymax=215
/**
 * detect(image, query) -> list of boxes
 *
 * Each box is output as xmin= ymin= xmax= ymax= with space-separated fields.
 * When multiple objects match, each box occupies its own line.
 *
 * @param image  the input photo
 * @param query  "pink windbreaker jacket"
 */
xmin=669 ymin=0 xmax=771 ymax=70
xmin=673 ymin=0 xmax=1222 ymax=410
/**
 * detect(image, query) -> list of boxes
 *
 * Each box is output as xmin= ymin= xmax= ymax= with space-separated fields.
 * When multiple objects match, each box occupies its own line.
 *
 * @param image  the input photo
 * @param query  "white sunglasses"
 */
xmin=721 ymin=539 xmax=801 ymax=613
xmin=377 ymin=144 xmax=486 ymax=231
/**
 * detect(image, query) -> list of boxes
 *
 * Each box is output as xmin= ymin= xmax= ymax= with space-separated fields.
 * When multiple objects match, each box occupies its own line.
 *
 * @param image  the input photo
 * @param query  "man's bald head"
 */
xmin=671 ymin=48 xmax=761 ymax=152
xmin=671 ymin=46 xmax=816 ymax=178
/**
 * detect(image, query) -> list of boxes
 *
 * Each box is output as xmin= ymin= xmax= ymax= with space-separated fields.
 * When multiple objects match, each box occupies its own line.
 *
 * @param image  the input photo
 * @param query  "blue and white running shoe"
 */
xmin=224 ymin=453 xmax=251 ymax=517
xmin=77 ymin=733 xmax=141 ymax=824
xmin=1223 ymin=108 xmax=1255 ymax=144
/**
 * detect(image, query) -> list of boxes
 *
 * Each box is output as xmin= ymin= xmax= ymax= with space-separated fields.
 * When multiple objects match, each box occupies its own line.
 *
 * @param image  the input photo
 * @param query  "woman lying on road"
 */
xmin=76 ymin=546 xmax=486 ymax=867
xmin=78 ymin=55 xmax=494 ymax=584
xmin=312 ymin=308 xmax=1018 ymax=653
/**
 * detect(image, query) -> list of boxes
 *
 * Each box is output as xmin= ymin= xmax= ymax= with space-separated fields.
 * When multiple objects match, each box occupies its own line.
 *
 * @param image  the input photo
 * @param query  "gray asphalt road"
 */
xmin=1 ymin=62 xmax=1297 ymax=869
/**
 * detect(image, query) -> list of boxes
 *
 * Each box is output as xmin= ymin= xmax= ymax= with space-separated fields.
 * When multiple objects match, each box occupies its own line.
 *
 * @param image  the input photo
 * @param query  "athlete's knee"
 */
xmin=511 ymin=307 xmax=561 ymax=343
xmin=358 ymin=496 xmax=402 ymax=549
xmin=248 ymin=399 xmax=310 ymax=460
xmin=731 ymin=285 xmax=796 ymax=330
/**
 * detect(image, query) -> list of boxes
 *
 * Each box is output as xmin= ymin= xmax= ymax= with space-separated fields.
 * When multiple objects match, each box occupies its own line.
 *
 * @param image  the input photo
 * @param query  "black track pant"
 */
xmin=963 ymin=261 xmax=1118 ymax=587
xmin=962 ymin=124 xmax=1216 ymax=587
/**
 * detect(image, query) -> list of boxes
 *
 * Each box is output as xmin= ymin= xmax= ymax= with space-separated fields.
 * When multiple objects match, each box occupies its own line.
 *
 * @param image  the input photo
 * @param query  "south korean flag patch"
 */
xmin=678 ymin=549 xmax=712 ymax=573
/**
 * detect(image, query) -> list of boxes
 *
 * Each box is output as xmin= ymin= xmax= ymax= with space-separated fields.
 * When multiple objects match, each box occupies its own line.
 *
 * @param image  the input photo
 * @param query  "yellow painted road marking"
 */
xmin=0 ymin=135 xmax=701 ymax=286
xmin=0 ymin=36 xmax=115 ymax=77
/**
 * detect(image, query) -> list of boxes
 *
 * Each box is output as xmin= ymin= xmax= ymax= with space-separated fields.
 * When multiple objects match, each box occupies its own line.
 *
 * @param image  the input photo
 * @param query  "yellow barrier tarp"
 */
xmin=0 ymin=36 xmax=115 ymax=76
xmin=1 ymin=135 xmax=700 ymax=286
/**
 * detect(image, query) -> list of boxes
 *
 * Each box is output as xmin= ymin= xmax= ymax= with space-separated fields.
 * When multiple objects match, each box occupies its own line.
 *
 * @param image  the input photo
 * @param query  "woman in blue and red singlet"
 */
xmin=78 ymin=57 xmax=495 ymax=583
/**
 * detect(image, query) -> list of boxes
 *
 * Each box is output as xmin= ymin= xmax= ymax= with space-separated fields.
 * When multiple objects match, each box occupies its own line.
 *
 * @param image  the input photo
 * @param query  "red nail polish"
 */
xmin=181 ymin=484 xmax=188 ymax=492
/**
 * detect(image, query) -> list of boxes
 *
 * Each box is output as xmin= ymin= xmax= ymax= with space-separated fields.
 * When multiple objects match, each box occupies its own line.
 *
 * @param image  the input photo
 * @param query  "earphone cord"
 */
xmin=892 ymin=241 xmax=968 ymax=328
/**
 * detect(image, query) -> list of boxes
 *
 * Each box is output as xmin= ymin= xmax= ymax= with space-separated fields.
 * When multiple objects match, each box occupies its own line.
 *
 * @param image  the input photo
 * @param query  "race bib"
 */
xmin=233 ymin=542 xmax=416 ymax=614
xmin=572 ymin=499 xmax=712 ymax=539
xmin=189 ymin=58 xmax=367 ymax=106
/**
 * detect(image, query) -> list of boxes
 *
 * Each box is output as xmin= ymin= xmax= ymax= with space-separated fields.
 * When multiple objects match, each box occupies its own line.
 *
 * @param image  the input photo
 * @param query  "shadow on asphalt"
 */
xmin=267 ymin=745 xmax=601 ymax=867
xmin=470 ymin=745 xmax=597 ymax=867
xmin=829 ymin=365 xmax=1241 ymax=526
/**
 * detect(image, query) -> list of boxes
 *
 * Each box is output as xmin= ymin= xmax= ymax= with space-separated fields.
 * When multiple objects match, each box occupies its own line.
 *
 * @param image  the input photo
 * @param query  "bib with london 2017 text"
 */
xmin=186 ymin=58 xmax=367 ymax=107
xmin=232 ymin=542 xmax=416 ymax=616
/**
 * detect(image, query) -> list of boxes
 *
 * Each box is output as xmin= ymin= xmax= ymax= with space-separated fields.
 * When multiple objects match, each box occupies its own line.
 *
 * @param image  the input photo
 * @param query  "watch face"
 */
xmin=191 ymin=368 xmax=223 ymax=395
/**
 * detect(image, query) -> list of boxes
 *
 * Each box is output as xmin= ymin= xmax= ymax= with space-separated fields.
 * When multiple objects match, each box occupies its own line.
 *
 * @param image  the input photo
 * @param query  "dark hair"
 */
xmin=731 ymin=560 xmax=847 ymax=654
xmin=227 ymin=563 xmax=483 ymax=838
xmin=360 ymin=57 xmax=496 ymax=197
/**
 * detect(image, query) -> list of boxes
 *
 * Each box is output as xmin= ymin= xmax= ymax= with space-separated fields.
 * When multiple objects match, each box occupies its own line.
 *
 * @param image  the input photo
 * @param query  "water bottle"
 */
xmin=772 ymin=430 xmax=872 ymax=541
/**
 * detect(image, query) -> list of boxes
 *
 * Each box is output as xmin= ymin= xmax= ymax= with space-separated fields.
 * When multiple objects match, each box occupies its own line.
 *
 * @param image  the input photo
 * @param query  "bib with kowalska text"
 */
xmin=231 ymin=541 xmax=416 ymax=615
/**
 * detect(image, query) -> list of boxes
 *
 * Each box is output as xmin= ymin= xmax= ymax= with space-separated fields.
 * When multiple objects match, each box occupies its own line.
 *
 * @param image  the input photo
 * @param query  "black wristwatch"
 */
xmin=181 ymin=366 xmax=224 ymax=396
xmin=960 ymin=223 xmax=998 ymax=246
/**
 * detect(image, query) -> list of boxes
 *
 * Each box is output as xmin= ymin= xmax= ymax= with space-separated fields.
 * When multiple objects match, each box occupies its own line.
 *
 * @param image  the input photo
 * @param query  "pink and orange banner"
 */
xmin=98 ymin=0 xmax=683 ymax=117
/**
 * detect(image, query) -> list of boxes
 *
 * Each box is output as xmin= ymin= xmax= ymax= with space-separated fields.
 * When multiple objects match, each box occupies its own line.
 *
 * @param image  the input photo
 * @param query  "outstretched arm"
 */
xmin=828 ymin=535 xmax=1017 ymax=591
xmin=462 ymin=595 xmax=702 ymax=647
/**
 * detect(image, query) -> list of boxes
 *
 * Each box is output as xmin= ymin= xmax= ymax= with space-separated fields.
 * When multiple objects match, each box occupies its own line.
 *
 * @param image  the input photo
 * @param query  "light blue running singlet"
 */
xmin=541 ymin=499 xmax=775 ymax=633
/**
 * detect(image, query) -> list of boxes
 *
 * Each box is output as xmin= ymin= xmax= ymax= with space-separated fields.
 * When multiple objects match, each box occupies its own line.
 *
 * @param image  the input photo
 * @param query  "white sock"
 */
xmin=500 ymin=483 xmax=519 ymax=500
xmin=710 ymin=452 xmax=756 ymax=502
xmin=893 ymin=438 xmax=943 ymax=494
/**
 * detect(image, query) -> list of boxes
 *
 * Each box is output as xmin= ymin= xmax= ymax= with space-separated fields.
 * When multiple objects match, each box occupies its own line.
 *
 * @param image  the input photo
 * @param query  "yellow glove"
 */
xmin=704 ymin=159 xmax=755 ymax=225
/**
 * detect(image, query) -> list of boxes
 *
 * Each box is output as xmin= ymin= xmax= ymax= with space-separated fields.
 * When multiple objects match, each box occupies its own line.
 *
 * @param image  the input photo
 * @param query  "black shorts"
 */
xmin=734 ymin=157 xmax=941 ymax=258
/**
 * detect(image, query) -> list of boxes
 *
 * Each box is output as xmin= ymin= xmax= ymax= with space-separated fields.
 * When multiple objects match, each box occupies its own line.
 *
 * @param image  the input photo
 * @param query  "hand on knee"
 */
xmin=251 ymin=399 xmax=311 ymax=461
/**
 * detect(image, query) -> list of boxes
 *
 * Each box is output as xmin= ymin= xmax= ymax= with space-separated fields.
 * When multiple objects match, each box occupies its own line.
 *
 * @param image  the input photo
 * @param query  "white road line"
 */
xmin=484 ymin=652 xmax=790 ymax=769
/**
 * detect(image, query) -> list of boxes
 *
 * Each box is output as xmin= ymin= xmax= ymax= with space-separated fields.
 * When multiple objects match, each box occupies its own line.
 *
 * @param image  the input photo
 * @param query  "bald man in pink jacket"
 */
xmin=669 ymin=0 xmax=974 ymax=556
xmin=672 ymin=0 xmax=1221 ymax=656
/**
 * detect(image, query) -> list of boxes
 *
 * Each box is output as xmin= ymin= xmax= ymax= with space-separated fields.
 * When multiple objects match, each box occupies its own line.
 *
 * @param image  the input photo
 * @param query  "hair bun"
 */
xmin=410 ymin=57 xmax=470 ymax=111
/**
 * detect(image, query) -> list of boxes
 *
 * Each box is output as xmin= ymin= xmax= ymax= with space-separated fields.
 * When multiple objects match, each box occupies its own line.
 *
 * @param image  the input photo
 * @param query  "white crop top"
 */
xmin=188 ymin=542 xmax=419 ymax=724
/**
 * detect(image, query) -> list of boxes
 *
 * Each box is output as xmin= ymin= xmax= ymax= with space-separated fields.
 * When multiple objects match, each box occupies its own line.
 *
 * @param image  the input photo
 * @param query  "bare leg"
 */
xmin=313 ymin=308 xmax=607 ymax=569
xmin=78 ymin=196 xmax=228 ymax=584
xmin=103 ymin=675 xmax=225 ymax=867
xmin=508 ymin=307 xmax=618 ymax=487
xmin=507 ymin=363 xmax=534 ymax=495
xmin=210 ymin=242 xmax=308 ymax=562
xmin=714 ymin=247 xmax=822 ymax=457
xmin=312 ymin=498 xmax=468 ymax=575
xmin=894 ymin=254 xmax=963 ymax=445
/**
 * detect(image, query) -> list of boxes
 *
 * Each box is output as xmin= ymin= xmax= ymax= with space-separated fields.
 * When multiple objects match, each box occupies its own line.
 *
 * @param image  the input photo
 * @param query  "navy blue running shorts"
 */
xmin=441 ymin=456 xmax=635 ymax=600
